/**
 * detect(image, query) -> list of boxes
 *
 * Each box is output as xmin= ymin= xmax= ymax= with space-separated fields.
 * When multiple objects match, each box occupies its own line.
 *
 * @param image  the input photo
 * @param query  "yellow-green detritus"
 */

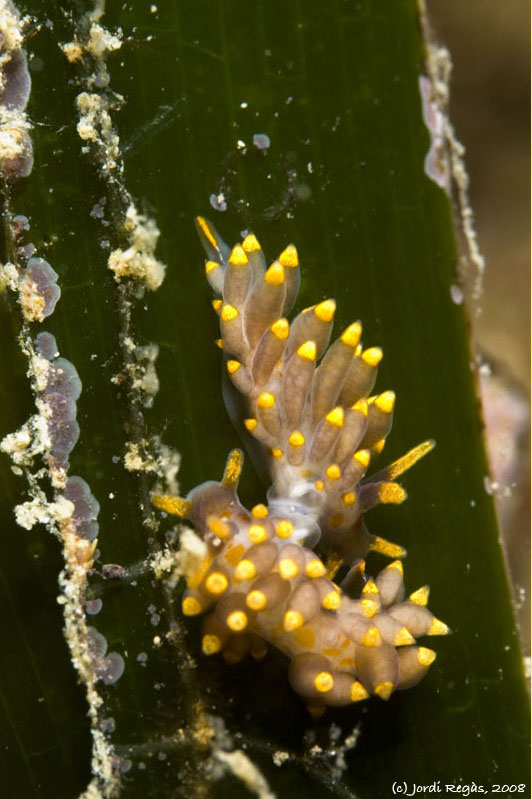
xmin=152 ymin=218 xmax=446 ymax=714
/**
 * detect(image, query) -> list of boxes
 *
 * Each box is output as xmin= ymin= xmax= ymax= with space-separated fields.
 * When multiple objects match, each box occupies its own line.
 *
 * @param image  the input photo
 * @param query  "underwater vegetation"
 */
xmin=0 ymin=1 xmax=528 ymax=798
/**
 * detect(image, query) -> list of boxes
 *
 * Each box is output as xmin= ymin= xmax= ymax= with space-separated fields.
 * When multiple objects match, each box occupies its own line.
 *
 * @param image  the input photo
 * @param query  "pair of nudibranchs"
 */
xmin=153 ymin=217 xmax=448 ymax=715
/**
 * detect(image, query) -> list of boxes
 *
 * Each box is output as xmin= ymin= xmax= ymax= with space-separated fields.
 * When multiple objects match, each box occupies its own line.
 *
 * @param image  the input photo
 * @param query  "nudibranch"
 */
xmin=153 ymin=218 xmax=448 ymax=714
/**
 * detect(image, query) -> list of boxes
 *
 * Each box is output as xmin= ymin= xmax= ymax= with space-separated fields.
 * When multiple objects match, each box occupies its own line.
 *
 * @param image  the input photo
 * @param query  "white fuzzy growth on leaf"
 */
xmin=108 ymin=204 xmax=166 ymax=290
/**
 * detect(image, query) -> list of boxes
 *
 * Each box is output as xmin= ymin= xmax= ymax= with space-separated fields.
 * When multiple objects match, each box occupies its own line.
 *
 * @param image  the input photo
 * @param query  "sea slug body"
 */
xmin=153 ymin=218 xmax=447 ymax=714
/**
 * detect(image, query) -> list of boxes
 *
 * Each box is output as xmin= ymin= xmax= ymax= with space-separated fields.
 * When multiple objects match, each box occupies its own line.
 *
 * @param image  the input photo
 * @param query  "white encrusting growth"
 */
xmin=1 ymin=332 xmax=83 ymax=488
xmin=214 ymin=749 xmax=277 ymax=799
xmin=107 ymin=204 xmax=166 ymax=291
xmin=0 ymin=5 xmax=143 ymax=797
xmin=61 ymin=21 xmax=122 ymax=64
xmin=1 ymin=254 xmax=61 ymax=323
xmin=152 ymin=528 xmax=209 ymax=591
xmin=76 ymin=91 xmax=121 ymax=169
xmin=1 ymin=300 xmax=118 ymax=796
xmin=18 ymin=257 xmax=62 ymax=321
xmin=111 ymin=339 xmax=161 ymax=406
xmin=130 ymin=343 xmax=160 ymax=403
xmin=418 ymin=74 xmax=450 ymax=192
xmin=0 ymin=1 xmax=33 ymax=177
xmin=64 ymin=19 xmax=167 ymax=294
xmin=418 ymin=23 xmax=486 ymax=308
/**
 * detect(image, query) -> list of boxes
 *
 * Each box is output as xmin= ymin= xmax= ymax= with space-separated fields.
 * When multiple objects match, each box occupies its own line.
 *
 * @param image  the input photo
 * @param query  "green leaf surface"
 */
xmin=0 ymin=1 xmax=528 ymax=797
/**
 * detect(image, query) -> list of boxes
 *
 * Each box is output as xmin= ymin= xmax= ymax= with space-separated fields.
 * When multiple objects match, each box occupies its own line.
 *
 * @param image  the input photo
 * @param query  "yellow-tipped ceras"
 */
xmin=152 ymin=219 xmax=446 ymax=712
